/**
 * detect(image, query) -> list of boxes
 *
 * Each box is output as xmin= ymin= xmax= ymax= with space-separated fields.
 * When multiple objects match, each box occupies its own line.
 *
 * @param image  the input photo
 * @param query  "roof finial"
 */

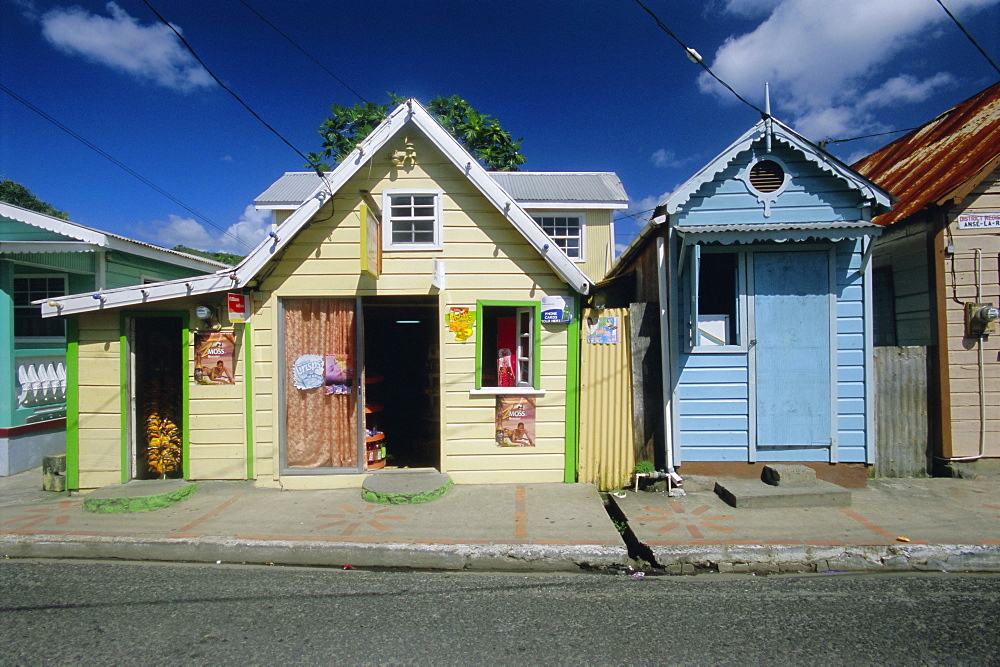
xmin=764 ymin=82 xmax=773 ymax=153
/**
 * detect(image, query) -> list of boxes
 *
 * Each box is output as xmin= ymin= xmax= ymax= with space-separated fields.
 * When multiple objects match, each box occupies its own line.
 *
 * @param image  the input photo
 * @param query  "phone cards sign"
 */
xmin=540 ymin=295 xmax=574 ymax=324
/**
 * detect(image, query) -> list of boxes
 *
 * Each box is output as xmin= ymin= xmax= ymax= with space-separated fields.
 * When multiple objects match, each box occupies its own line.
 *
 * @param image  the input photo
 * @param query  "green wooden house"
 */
xmin=0 ymin=201 xmax=227 ymax=475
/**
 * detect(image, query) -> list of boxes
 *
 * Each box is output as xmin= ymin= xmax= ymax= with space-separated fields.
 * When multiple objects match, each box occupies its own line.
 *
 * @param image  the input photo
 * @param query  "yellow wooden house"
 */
xmin=44 ymin=99 xmax=627 ymax=490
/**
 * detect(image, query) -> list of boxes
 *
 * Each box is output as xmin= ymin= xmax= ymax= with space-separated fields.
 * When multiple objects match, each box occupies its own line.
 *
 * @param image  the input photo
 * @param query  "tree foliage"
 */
xmin=308 ymin=95 xmax=526 ymax=172
xmin=0 ymin=180 xmax=69 ymax=219
xmin=173 ymin=245 xmax=242 ymax=265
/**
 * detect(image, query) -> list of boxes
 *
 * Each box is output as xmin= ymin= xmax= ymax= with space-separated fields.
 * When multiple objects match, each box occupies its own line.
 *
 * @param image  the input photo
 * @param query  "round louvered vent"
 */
xmin=749 ymin=160 xmax=784 ymax=193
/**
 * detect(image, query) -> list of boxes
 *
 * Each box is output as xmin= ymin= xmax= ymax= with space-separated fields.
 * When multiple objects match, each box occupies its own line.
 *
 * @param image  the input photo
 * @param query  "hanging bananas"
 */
xmin=144 ymin=385 xmax=181 ymax=477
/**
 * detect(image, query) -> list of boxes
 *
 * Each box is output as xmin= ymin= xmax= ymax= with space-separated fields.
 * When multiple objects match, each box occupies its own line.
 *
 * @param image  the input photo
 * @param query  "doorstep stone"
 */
xmin=714 ymin=478 xmax=851 ymax=508
xmin=762 ymin=464 xmax=816 ymax=486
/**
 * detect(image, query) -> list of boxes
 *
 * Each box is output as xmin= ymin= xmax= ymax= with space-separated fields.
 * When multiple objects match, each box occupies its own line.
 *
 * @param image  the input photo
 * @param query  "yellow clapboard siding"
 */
xmin=77 ymin=390 xmax=120 ymax=415
xmin=79 ymin=412 xmax=122 ymax=430
xmin=447 ymin=470 xmax=564 ymax=484
xmin=188 ymin=458 xmax=246 ymax=480
xmin=444 ymin=453 xmax=564 ymax=471
xmin=188 ymin=429 xmax=246 ymax=445
xmin=188 ymin=443 xmax=247 ymax=458
xmin=78 ymin=471 xmax=121 ymax=490
xmin=78 ymin=360 xmax=121 ymax=386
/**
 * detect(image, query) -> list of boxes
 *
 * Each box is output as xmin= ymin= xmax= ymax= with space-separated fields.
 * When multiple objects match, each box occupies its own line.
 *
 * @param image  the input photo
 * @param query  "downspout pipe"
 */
xmin=655 ymin=231 xmax=683 ymax=491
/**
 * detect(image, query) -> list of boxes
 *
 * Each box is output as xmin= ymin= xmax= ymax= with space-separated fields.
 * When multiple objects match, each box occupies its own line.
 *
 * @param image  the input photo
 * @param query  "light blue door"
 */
xmin=753 ymin=251 xmax=831 ymax=454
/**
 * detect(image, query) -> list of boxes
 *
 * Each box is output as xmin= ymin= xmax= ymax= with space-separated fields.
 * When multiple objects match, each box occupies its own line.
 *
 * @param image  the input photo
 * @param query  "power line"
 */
xmin=140 ymin=0 xmax=318 ymax=169
xmin=818 ymin=127 xmax=919 ymax=149
xmin=235 ymin=0 xmax=368 ymax=104
xmin=935 ymin=0 xmax=1000 ymax=76
xmin=631 ymin=0 xmax=766 ymax=117
xmin=0 ymin=83 xmax=256 ymax=251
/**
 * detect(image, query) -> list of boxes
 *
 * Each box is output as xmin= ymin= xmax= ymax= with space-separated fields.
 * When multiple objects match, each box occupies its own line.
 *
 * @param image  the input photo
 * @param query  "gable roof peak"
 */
xmin=660 ymin=115 xmax=893 ymax=215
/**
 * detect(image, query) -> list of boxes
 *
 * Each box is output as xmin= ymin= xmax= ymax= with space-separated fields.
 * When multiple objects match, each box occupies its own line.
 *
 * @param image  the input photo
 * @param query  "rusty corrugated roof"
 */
xmin=852 ymin=81 xmax=1000 ymax=226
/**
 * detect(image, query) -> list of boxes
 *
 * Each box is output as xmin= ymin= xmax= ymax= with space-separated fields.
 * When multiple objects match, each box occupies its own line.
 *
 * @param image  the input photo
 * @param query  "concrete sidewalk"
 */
xmin=2 ymin=468 xmax=998 ymax=574
xmin=610 ymin=476 xmax=1000 ymax=574
xmin=0 ymin=470 xmax=626 ymax=572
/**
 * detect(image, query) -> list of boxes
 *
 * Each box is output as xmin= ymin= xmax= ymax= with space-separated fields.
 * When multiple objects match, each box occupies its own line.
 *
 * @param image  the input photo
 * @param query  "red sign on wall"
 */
xmin=228 ymin=293 xmax=249 ymax=323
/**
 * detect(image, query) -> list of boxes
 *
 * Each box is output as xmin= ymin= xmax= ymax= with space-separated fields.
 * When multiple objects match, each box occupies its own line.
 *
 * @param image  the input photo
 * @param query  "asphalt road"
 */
xmin=1 ymin=560 xmax=998 ymax=665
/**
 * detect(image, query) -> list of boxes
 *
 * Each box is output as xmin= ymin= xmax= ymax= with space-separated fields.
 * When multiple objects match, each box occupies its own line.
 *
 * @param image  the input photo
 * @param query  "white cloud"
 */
xmin=40 ymin=2 xmax=212 ymax=92
xmin=857 ymin=72 xmax=956 ymax=111
xmin=153 ymin=205 xmax=270 ymax=254
xmin=719 ymin=0 xmax=781 ymax=17
xmin=651 ymin=148 xmax=682 ymax=168
xmin=700 ymin=0 xmax=994 ymax=139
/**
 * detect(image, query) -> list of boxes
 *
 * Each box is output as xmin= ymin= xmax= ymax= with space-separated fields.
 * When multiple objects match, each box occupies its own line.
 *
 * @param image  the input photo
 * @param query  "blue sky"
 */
xmin=2 ymin=0 xmax=998 ymax=256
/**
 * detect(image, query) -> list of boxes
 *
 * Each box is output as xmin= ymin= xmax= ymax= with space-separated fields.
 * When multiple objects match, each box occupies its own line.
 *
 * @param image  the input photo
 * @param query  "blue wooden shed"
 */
xmin=605 ymin=116 xmax=894 ymax=483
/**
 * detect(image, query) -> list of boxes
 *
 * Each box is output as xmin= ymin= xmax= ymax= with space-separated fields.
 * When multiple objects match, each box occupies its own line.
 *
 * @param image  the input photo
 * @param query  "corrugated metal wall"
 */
xmin=578 ymin=307 xmax=635 ymax=490
xmin=874 ymin=346 xmax=931 ymax=476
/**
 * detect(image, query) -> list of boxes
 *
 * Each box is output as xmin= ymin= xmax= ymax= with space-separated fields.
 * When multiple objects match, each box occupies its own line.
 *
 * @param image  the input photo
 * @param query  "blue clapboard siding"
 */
xmin=834 ymin=238 xmax=867 ymax=462
xmin=674 ymin=146 xmax=868 ymax=228
xmin=677 ymin=353 xmax=750 ymax=459
xmin=675 ymin=231 xmax=870 ymax=463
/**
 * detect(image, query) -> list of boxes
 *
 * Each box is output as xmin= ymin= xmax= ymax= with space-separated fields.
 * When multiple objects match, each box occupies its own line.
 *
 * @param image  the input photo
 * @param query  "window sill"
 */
xmin=470 ymin=387 xmax=546 ymax=396
xmin=690 ymin=345 xmax=748 ymax=354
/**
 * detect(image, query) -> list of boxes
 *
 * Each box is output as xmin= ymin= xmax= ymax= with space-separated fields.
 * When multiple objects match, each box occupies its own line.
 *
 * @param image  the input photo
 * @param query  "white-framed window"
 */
xmin=382 ymin=190 xmax=442 ymax=250
xmin=685 ymin=247 xmax=745 ymax=351
xmin=532 ymin=213 xmax=583 ymax=260
xmin=477 ymin=301 xmax=539 ymax=390
xmin=13 ymin=274 xmax=67 ymax=338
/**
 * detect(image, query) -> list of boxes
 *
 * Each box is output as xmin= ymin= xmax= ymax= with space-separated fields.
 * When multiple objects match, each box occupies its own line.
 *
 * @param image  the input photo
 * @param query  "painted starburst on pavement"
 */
xmin=634 ymin=503 xmax=735 ymax=539
xmin=315 ymin=503 xmax=406 ymax=536
xmin=3 ymin=499 xmax=79 ymax=532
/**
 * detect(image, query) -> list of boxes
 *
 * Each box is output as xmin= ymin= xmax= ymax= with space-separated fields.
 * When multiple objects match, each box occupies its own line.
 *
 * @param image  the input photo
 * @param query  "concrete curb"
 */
xmin=0 ymin=534 xmax=629 ymax=573
xmin=645 ymin=543 xmax=1000 ymax=574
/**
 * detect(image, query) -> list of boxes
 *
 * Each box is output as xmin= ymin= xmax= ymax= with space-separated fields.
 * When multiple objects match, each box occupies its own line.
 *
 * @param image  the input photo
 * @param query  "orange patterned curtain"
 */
xmin=283 ymin=299 xmax=357 ymax=468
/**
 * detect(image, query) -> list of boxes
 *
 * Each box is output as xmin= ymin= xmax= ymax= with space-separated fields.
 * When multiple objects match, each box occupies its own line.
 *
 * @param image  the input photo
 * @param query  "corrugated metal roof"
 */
xmin=255 ymin=171 xmax=629 ymax=206
xmin=487 ymin=172 xmax=628 ymax=203
xmin=255 ymin=171 xmax=324 ymax=205
xmin=0 ymin=201 xmax=229 ymax=269
xmin=852 ymin=81 xmax=1000 ymax=226
xmin=678 ymin=220 xmax=878 ymax=234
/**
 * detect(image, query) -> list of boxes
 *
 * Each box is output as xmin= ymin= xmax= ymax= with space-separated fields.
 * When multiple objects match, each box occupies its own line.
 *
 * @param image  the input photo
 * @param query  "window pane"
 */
xmin=388 ymin=193 xmax=438 ymax=247
xmin=697 ymin=253 xmax=738 ymax=346
xmin=14 ymin=275 xmax=65 ymax=338
xmin=533 ymin=215 xmax=581 ymax=259
xmin=481 ymin=306 xmax=535 ymax=388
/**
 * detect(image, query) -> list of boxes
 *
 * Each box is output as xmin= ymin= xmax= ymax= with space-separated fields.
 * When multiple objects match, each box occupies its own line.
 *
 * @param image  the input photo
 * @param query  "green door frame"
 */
xmin=119 ymin=311 xmax=189 ymax=483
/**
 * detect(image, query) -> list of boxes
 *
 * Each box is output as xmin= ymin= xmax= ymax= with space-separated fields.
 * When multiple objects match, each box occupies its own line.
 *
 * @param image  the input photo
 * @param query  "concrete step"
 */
xmin=83 ymin=479 xmax=196 ymax=513
xmin=714 ymin=478 xmax=851 ymax=508
xmin=361 ymin=472 xmax=453 ymax=505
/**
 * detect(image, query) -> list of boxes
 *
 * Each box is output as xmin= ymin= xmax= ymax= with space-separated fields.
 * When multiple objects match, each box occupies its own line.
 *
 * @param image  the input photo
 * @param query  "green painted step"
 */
xmin=82 ymin=479 xmax=196 ymax=514
xmin=361 ymin=472 xmax=452 ymax=505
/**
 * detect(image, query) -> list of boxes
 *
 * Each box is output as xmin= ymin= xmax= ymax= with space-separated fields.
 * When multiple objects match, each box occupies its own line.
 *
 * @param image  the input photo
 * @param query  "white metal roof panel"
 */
xmin=486 ymin=172 xmax=628 ymax=204
xmin=256 ymin=171 xmax=629 ymax=208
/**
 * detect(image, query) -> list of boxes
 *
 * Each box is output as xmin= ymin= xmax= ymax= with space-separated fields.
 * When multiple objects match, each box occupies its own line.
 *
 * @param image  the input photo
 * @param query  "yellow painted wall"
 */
xmin=76 ymin=310 xmax=123 ymax=489
xmin=522 ymin=208 xmax=613 ymax=284
xmin=942 ymin=166 xmax=1000 ymax=458
xmin=252 ymin=130 xmax=575 ymax=487
xmin=185 ymin=312 xmax=248 ymax=480
xmin=71 ymin=128 xmax=584 ymax=490
xmin=582 ymin=209 xmax=613 ymax=281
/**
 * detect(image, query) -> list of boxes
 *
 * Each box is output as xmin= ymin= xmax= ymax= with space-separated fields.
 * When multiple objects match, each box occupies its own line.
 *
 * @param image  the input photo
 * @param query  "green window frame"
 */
xmin=475 ymin=300 xmax=541 ymax=390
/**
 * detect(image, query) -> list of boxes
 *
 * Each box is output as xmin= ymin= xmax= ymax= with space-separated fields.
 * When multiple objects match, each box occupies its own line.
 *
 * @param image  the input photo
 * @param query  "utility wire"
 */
xmin=935 ymin=0 xmax=1000 ymax=76
xmin=631 ymin=0 xmax=766 ymax=117
xmin=0 ymin=83 xmax=256 ymax=251
xmin=818 ymin=126 xmax=919 ymax=148
xmin=235 ymin=0 xmax=368 ymax=104
xmin=141 ymin=0 xmax=318 ymax=169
